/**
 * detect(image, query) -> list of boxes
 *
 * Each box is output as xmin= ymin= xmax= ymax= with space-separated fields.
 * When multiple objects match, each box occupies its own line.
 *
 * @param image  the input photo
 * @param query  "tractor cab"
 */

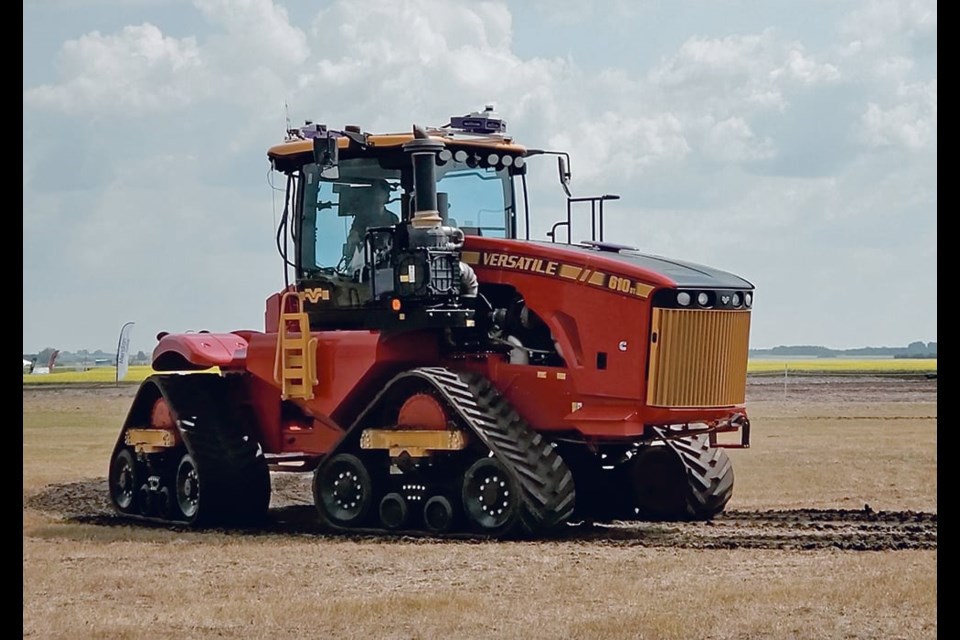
xmin=268 ymin=108 xmax=528 ymax=331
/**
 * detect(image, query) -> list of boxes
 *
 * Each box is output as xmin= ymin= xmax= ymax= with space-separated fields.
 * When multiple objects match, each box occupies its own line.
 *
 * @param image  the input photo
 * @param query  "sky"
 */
xmin=23 ymin=0 xmax=937 ymax=355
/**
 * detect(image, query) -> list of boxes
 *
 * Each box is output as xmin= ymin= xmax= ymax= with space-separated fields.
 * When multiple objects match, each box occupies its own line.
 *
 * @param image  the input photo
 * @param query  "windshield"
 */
xmin=437 ymin=167 xmax=511 ymax=238
xmin=297 ymin=156 xmax=515 ymax=278
xmin=298 ymin=160 xmax=401 ymax=277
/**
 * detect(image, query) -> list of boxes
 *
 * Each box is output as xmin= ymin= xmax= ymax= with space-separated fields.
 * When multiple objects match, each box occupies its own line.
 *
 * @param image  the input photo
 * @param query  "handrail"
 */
xmin=547 ymin=194 xmax=620 ymax=244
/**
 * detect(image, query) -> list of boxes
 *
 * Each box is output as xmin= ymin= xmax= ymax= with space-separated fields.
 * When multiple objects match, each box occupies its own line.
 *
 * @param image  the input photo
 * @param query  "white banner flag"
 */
xmin=116 ymin=321 xmax=135 ymax=383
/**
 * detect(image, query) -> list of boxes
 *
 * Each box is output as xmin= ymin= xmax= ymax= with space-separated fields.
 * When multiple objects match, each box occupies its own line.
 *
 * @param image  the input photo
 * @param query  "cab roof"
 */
xmin=268 ymin=119 xmax=527 ymax=173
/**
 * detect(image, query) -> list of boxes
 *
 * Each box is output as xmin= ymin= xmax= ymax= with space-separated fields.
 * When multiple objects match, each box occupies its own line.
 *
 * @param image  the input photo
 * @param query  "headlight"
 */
xmin=677 ymin=292 xmax=691 ymax=306
xmin=697 ymin=292 xmax=710 ymax=307
xmin=744 ymin=292 xmax=753 ymax=308
xmin=731 ymin=292 xmax=741 ymax=307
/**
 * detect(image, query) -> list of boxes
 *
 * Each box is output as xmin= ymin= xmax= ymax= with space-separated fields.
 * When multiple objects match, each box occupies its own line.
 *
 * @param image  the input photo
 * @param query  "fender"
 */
xmin=152 ymin=331 xmax=250 ymax=371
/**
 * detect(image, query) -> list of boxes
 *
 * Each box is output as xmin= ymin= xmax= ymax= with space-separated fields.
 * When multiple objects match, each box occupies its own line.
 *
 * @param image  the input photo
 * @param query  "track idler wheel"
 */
xmin=109 ymin=448 xmax=141 ymax=514
xmin=138 ymin=483 xmax=155 ymax=516
xmin=379 ymin=493 xmax=409 ymax=530
xmin=314 ymin=453 xmax=375 ymax=528
xmin=157 ymin=485 xmax=174 ymax=519
xmin=423 ymin=495 xmax=456 ymax=534
xmin=461 ymin=457 xmax=521 ymax=536
xmin=175 ymin=453 xmax=202 ymax=522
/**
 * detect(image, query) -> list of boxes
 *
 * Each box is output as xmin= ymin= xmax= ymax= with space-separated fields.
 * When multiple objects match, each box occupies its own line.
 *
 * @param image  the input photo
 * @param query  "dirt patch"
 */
xmin=28 ymin=474 xmax=936 ymax=551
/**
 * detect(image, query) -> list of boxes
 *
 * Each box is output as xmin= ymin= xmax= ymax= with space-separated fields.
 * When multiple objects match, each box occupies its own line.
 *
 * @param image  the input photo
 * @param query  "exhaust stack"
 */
xmin=403 ymin=125 xmax=445 ymax=228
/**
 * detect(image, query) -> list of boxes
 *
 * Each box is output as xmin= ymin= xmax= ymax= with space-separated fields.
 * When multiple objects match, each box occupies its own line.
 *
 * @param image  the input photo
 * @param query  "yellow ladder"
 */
xmin=273 ymin=291 xmax=318 ymax=400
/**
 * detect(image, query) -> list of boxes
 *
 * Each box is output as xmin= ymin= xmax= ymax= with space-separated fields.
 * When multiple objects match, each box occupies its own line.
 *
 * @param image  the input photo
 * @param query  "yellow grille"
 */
xmin=647 ymin=309 xmax=751 ymax=408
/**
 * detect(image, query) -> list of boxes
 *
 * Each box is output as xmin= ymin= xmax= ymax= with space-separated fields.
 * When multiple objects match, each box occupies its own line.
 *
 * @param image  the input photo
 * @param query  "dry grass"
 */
xmin=23 ymin=538 xmax=936 ymax=640
xmin=23 ymin=382 xmax=937 ymax=640
xmin=727 ymin=397 xmax=937 ymax=512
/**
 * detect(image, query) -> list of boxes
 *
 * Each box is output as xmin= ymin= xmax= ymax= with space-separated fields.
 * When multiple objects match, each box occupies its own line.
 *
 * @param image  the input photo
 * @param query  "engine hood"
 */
xmin=464 ymin=237 xmax=754 ymax=290
xmin=577 ymin=245 xmax=754 ymax=290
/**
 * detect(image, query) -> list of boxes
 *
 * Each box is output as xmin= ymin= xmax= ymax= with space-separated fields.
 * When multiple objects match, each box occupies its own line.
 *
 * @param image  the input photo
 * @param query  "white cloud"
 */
xmin=701 ymin=117 xmax=775 ymax=164
xmin=311 ymin=0 xmax=512 ymax=64
xmin=841 ymin=0 xmax=937 ymax=51
xmin=859 ymin=79 xmax=936 ymax=151
xmin=23 ymin=0 xmax=310 ymax=119
xmin=527 ymin=0 xmax=653 ymax=26
xmin=650 ymin=31 xmax=841 ymax=117
xmin=194 ymin=0 xmax=309 ymax=66
xmin=546 ymin=112 xmax=690 ymax=184
xmin=651 ymin=31 xmax=780 ymax=90
xmin=777 ymin=48 xmax=841 ymax=85
xmin=291 ymin=0 xmax=569 ymax=136
xmin=24 ymin=24 xmax=204 ymax=114
xmin=873 ymin=55 xmax=915 ymax=81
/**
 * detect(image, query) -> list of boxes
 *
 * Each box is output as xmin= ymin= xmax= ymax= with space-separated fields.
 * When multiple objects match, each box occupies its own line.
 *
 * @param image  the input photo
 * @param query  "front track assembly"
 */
xmin=312 ymin=367 xmax=576 ymax=539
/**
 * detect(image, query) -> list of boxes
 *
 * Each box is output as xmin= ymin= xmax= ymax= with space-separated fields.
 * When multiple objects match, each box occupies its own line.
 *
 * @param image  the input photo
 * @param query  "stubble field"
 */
xmin=23 ymin=374 xmax=936 ymax=640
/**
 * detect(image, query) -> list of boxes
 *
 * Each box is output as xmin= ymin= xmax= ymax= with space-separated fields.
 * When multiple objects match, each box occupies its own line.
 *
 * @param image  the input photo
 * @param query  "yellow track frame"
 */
xmin=360 ymin=429 xmax=469 ymax=458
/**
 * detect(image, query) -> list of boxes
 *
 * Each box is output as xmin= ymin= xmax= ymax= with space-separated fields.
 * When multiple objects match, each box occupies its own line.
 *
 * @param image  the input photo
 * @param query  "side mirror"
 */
xmin=314 ymin=136 xmax=340 ymax=180
xmin=557 ymin=156 xmax=571 ymax=198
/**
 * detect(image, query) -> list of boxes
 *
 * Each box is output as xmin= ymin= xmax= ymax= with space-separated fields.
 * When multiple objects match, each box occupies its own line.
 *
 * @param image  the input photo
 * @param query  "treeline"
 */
xmin=23 ymin=347 xmax=152 ymax=367
xmin=29 ymin=341 xmax=939 ymax=365
xmin=750 ymin=341 xmax=937 ymax=359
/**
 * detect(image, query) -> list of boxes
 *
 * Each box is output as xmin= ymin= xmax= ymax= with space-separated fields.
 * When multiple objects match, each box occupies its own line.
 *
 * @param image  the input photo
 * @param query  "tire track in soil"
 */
xmin=26 ymin=479 xmax=936 ymax=551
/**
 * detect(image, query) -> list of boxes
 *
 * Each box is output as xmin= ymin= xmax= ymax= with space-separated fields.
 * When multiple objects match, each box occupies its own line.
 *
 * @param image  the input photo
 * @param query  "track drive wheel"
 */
xmin=314 ymin=453 xmax=374 ymax=528
xmin=461 ymin=457 xmax=522 ymax=536
xmin=109 ymin=448 xmax=141 ymax=513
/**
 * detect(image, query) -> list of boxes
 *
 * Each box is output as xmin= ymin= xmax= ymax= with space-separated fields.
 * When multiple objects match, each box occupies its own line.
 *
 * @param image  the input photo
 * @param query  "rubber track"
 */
xmin=428 ymin=368 xmax=576 ymax=533
xmin=110 ymin=374 xmax=269 ymax=527
xmin=322 ymin=367 xmax=576 ymax=537
xmin=654 ymin=431 xmax=735 ymax=520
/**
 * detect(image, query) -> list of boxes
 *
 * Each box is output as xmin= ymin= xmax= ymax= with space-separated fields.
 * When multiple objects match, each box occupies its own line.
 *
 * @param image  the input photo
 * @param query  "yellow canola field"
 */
xmin=23 ymin=359 xmax=936 ymax=386
xmin=747 ymin=358 xmax=936 ymax=373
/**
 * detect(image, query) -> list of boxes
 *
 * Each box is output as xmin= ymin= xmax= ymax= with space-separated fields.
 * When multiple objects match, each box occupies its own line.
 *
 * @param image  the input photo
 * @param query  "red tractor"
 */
xmin=108 ymin=107 xmax=753 ymax=538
